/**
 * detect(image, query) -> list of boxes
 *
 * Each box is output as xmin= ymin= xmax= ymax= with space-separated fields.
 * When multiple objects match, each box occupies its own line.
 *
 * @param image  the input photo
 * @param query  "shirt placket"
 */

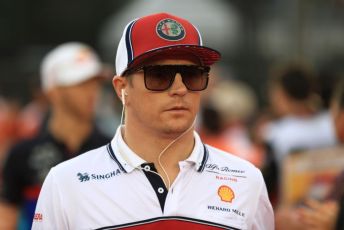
xmin=163 ymin=161 xmax=194 ymax=216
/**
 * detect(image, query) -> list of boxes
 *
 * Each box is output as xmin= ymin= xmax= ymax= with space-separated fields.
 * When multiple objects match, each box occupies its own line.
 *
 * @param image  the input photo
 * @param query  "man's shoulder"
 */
xmin=206 ymin=144 xmax=255 ymax=165
xmin=46 ymin=144 xmax=124 ymax=188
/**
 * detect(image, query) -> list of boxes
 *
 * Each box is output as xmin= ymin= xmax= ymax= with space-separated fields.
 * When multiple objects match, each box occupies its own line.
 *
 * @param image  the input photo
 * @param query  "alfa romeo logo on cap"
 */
xmin=156 ymin=19 xmax=185 ymax=41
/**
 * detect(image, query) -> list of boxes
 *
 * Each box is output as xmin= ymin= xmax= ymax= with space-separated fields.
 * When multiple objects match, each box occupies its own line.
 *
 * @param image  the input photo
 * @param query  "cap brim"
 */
xmin=127 ymin=45 xmax=221 ymax=71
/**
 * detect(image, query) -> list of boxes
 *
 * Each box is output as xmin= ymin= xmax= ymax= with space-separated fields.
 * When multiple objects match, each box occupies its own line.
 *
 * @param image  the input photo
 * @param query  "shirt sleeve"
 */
xmin=31 ymin=167 xmax=68 ymax=230
xmin=251 ymin=175 xmax=275 ymax=230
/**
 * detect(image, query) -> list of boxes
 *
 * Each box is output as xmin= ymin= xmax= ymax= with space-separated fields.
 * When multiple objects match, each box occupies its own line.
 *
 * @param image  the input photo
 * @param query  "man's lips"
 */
xmin=164 ymin=105 xmax=190 ymax=116
xmin=165 ymin=106 xmax=189 ymax=111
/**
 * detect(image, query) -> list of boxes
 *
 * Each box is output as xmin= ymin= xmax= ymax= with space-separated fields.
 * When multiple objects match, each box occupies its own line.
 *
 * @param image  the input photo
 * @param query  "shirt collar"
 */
xmin=184 ymin=131 xmax=207 ymax=171
xmin=110 ymin=126 xmax=146 ymax=173
xmin=108 ymin=126 xmax=208 ymax=173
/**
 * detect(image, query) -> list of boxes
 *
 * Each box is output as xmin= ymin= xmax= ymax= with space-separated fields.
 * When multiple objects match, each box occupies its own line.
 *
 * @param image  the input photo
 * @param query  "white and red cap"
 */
xmin=115 ymin=12 xmax=221 ymax=76
xmin=41 ymin=42 xmax=103 ymax=92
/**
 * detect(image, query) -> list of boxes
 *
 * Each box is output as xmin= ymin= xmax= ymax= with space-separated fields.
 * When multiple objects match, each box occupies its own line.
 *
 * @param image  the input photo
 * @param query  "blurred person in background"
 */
xmin=296 ymin=78 xmax=344 ymax=230
xmin=199 ymin=79 xmax=264 ymax=168
xmin=275 ymin=78 xmax=344 ymax=230
xmin=15 ymin=76 xmax=49 ymax=140
xmin=263 ymin=63 xmax=336 ymax=164
xmin=0 ymin=97 xmax=20 ymax=163
xmin=261 ymin=63 xmax=337 ymax=204
xmin=0 ymin=42 xmax=110 ymax=230
xmin=0 ymin=77 xmax=48 ymax=165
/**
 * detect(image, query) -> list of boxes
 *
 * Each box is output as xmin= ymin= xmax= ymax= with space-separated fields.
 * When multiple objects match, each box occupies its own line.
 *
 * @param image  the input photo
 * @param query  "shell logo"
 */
xmin=218 ymin=185 xmax=235 ymax=203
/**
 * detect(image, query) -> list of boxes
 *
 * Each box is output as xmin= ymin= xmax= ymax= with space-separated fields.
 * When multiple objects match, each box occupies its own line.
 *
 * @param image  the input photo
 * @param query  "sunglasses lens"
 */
xmin=180 ymin=66 xmax=209 ymax=91
xmin=144 ymin=66 xmax=174 ymax=91
xmin=143 ymin=65 xmax=210 ymax=91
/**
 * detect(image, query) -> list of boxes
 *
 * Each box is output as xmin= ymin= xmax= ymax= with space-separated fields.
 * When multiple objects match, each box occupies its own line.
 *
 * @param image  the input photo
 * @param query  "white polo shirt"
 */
xmin=32 ymin=127 xmax=274 ymax=230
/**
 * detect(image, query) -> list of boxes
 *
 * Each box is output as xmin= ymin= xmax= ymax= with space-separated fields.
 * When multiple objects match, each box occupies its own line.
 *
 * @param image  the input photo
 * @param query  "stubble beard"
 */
xmin=128 ymin=106 xmax=195 ymax=139
xmin=159 ymin=117 xmax=194 ymax=138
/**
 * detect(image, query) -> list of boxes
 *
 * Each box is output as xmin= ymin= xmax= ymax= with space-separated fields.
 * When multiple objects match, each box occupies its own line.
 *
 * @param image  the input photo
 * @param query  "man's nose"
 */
xmin=168 ymin=73 xmax=188 ymax=95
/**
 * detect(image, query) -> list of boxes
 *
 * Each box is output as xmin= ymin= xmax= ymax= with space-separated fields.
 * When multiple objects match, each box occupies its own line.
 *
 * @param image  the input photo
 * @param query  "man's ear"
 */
xmin=112 ymin=75 xmax=127 ymax=102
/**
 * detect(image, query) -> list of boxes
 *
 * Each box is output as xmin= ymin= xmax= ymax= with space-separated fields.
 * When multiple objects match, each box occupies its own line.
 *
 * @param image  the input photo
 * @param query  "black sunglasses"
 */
xmin=124 ymin=65 xmax=210 ymax=91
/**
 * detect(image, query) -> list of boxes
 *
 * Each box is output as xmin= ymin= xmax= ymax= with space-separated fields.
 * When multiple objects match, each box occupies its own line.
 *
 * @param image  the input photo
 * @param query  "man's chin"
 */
xmin=161 ymin=121 xmax=194 ymax=137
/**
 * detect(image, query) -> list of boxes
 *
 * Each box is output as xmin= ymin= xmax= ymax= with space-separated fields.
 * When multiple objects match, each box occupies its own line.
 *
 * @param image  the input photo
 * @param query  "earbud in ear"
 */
xmin=121 ymin=89 xmax=126 ymax=105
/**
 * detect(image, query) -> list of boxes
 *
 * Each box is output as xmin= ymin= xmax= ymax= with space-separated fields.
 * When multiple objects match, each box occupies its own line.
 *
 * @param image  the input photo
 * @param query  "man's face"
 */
xmin=53 ymin=78 xmax=101 ymax=122
xmin=125 ymin=59 xmax=203 ymax=136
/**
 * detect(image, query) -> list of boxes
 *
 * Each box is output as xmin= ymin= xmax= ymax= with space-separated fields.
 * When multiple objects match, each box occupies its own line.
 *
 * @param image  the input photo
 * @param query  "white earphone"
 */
xmin=121 ymin=89 xmax=127 ymax=105
xmin=120 ymin=89 xmax=127 ymax=125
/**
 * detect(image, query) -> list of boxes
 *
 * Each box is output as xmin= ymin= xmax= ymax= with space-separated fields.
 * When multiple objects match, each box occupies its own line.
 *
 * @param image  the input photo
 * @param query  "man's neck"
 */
xmin=122 ymin=122 xmax=195 ymax=165
xmin=48 ymin=113 xmax=92 ymax=153
xmin=122 ymin=122 xmax=195 ymax=189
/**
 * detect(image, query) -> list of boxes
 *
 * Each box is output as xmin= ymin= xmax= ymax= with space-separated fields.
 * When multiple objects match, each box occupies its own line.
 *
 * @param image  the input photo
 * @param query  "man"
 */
xmin=275 ymin=79 xmax=344 ymax=230
xmin=296 ymin=79 xmax=344 ymax=230
xmin=262 ymin=65 xmax=336 ymax=205
xmin=264 ymin=64 xmax=336 ymax=164
xmin=0 ymin=42 xmax=110 ymax=229
xmin=32 ymin=13 xmax=274 ymax=229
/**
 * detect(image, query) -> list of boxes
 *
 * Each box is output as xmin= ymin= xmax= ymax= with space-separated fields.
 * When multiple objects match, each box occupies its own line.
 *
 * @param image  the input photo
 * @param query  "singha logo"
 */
xmin=77 ymin=173 xmax=90 ymax=182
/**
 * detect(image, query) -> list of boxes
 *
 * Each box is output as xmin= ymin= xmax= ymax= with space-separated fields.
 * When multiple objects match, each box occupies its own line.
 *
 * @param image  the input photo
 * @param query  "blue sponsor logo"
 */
xmin=77 ymin=169 xmax=121 ymax=182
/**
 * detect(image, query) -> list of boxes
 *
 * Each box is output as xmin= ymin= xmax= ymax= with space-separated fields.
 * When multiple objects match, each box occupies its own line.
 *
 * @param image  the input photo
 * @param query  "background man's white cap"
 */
xmin=41 ymin=42 xmax=102 ymax=91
